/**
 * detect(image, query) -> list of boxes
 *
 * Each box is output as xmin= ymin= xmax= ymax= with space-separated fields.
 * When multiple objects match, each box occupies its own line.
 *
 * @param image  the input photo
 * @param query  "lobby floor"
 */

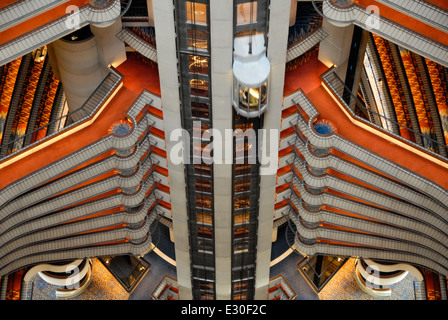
xmin=28 ymin=223 xmax=419 ymax=301
xmin=318 ymin=258 xmax=418 ymax=300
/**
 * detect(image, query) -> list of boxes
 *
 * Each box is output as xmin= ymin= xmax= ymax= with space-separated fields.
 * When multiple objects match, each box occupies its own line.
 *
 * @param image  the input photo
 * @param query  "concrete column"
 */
xmin=348 ymin=29 xmax=369 ymax=110
xmin=318 ymin=20 xmax=355 ymax=82
xmin=254 ymin=0 xmax=290 ymax=300
xmin=153 ymin=0 xmax=192 ymax=300
xmin=52 ymin=35 xmax=109 ymax=118
xmin=91 ymin=20 xmax=127 ymax=68
xmin=147 ymin=0 xmax=154 ymax=26
xmin=46 ymin=43 xmax=61 ymax=81
xmin=290 ymin=0 xmax=297 ymax=26
xmin=210 ymin=0 xmax=233 ymax=300
xmin=272 ymin=227 xmax=278 ymax=242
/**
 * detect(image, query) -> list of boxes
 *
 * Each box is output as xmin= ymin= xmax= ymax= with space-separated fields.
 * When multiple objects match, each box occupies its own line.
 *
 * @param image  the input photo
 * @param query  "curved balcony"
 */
xmin=278 ymin=87 xmax=448 ymax=277
xmin=318 ymin=0 xmax=448 ymax=67
xmin=0 ymin=0 xmax=126 ymax=66
xmin=0 ymin=0 xmax=70 ymax=33
xmin=376 ymin=0 xmax=448 ymax=33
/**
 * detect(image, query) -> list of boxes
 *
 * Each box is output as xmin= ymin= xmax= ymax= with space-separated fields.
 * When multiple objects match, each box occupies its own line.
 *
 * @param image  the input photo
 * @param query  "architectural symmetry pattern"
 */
xmin=0 ymin=0 xmax=447 ymax=301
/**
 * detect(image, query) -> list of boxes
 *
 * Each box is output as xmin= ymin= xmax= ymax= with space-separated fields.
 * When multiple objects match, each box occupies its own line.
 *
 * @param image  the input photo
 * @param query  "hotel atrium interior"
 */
xmin=0 ymin=0 xmax=447 ymax=301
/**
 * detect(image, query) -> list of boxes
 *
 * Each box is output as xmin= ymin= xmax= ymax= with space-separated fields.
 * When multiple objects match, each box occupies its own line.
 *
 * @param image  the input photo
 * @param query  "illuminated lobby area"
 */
xmin=0 ymin=0 xmax=447 ymax=301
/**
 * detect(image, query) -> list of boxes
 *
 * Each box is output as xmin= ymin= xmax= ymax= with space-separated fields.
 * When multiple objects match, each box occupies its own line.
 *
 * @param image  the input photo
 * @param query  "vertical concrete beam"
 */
xmin=153 ymin=0 xmax=192 ymax=300
xmin=290 ymin=0 xmax=297 ymax=26
xmin=254 ymin=0 xmax=290 ymax=300
xmin=147 ymin=0 xmax=155 ymax=26
xmin=52 ymin=36 xmax=108 ymax=118
xmin=318 ymin=20 xmax=355 ymax=82
xmin=91 ymin=20 xmax=127 ymax=68
xmin=210 ymin=0 xmax=233 ymax=300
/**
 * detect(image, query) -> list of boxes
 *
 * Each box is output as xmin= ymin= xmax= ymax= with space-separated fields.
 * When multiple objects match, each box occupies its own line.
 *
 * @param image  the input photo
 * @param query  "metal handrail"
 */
xmin=0 ymin=90 xmax=157 ymax=202
xmin=0 ymin=69 xmax=122 ymax=160
xmin=119 ymin=27 xmax=157 ymax=49
xmin=285 ymin=89 xmax=448 ymax=214
xmin=116 ymin=28 xmax=158 ymax=62
xmin=287 ymin=28 xmax=328 ymax=62
xmin=312 ymin=0 xmax=448 ymax=67
xmin=0 ymin=0 xmax=65 ymax=31
xmin=377 ymin=0 xmax=448 ymax=32
xmin=0 ymin=0 xmax=130 ymax=66
xmin=322 ymin=69 xmax=448 ymax=159
xmin=0 ymin=0 xmax=28 ymax=13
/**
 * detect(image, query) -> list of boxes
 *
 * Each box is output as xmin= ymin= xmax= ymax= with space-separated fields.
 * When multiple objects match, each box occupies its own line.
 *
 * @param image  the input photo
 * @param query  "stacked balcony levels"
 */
xmin=0 ymin=84 xmax=166 ymax=277
xmin=278 ymin=87 xmax=448 ymax=281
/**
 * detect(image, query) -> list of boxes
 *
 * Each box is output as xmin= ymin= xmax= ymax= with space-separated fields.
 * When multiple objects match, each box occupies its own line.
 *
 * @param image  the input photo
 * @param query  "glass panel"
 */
xmin=191 ymin=101 xmax=210 ymax=119
xmin=189 ymin=55 xmax=208 ymax=74
xmin=236 ymin=2 xmax=257 ymax=25
xmin=194 ymin=164 xmax=212 ymax=176
xmin=187 ymin=29 xmax=208 ymax=50
xmin=198 ymin=226 xmax=213 ymax=239
xmin=235 ymin=164 xmax=251 ymax=175
xmin=197 ymin=211 xmax=213 ymax=224
xmin=233 ymin=281 xmax=248 ymax=293
xmin=234 ymin=194 xmax=250 ymax=209
xmin=186 ymin=2 xmax=207 ymax=25
xmin=239 ymin=85 xmax=249 ymax=110
xmin=234 ymin=178 xmax=251 ymax=192
xmin=233 ymin=77 xmax=239 ymax=107
xmin=234 ymin=226 xmax=249 ymax=239
xmin=233 ymin=238 xmax=249 ymax=252
xmin=234 ymin=212 xmax=250 ymax=224
xmin=196 ymin=195 xmax=212 ymax=209
xmin=260 ymin=82 xmax=267 ymax=105
xmin=193 ymin=142 xmax=209 ymax=158
xmin=190 ymin=79 xmax=209 ymax=90
xmin=235 ymin=122 xmax=254 ymax=130
xmin=196 ymin=178 xmax=212 ymax=193
xmin=248 ymin=87 xmax=259 ymax=111
xmin=191 ymin=79 xmax=209 ymax=97
xmin=193 ymin=121 xmax=210 ymax=137
xmin=193 ymin=267 xmax=215 ymax=280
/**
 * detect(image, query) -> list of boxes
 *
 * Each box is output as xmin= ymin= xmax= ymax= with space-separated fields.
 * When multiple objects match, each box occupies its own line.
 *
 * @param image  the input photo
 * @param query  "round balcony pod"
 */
xmin=232 ymin=34 xmax=270 ymax=118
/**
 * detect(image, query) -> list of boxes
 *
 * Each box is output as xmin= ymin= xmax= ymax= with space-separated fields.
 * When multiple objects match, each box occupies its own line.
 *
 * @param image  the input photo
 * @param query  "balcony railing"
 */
xmin=312 ymin=0 xmax=448 ymax=67
xmin=286 ymin=28 xmax=328 ymax=63
xmin=0 ymin=0 xmax=69 ymax=32
xmin=321 ymin=68 xmax=448 ymax=160
xmin=0 ymin=0 xmax=126 ymax=66
xmin=285 ymin=88 xmax=448 ymax=206
xmin=0 ymin=68 xmax=123 ymax=159
xmin=116 ymin=28 xmax=158 ymax=63
xmin=376 ymin=0 xmax=448 ymax=33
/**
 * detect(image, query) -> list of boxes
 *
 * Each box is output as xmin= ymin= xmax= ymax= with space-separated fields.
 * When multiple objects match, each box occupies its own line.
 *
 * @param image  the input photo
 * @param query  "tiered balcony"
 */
xmin=151 ymin=275 xmax=179 ymax=300
xmin=268 ymin=274 xmax=297 ymax=300
xmin=0 ymin=0 xmax=125 ymax=66
xmin=275 ymin=53 xmax=448 ymax=279
xmin=321 ymin=0 xmax=448 ymax=66
xmin=0 ymin=53 xmax=168 ymax=278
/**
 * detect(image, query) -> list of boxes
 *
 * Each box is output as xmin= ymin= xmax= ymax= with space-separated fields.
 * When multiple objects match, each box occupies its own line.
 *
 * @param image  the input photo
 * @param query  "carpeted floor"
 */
xmin=318 ymin=259 xmax=418 ymax=300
